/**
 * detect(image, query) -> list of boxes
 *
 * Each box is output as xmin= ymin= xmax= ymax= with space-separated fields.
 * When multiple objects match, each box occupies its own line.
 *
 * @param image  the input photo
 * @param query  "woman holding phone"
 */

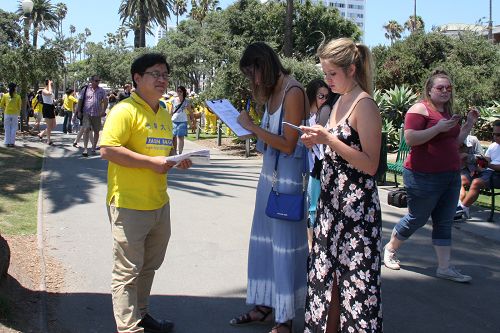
xmin=383 ymin=69 xmax=479 ymax=283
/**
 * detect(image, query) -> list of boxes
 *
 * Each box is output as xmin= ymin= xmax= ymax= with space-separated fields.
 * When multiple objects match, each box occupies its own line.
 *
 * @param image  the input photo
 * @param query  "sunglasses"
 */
xmin=317 ymin=93 xmax=327 ymax=100
xmin=433 ymin=85 xmax=452 ymax=92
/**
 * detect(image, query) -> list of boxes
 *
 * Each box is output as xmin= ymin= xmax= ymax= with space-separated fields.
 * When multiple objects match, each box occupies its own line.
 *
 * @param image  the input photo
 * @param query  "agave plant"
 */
xmin=474 ymin=101 xmax=500 ymax=140
xmin=380 ymin=85 xmax=419 ymax=130
xmin=381 ymin=118 xmax=400 ymax=151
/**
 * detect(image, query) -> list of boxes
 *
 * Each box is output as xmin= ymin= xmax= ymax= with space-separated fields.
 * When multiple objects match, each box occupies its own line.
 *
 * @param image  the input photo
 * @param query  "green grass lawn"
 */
xmin=383 ymin=172 xmax=500 ymax=210
xmin=0 ymin=146 xmax=43 ymax=235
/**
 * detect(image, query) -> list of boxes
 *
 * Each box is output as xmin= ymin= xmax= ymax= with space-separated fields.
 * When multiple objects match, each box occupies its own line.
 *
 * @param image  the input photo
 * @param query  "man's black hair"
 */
xmin=131 ymin=53 xmax=170 ymax=88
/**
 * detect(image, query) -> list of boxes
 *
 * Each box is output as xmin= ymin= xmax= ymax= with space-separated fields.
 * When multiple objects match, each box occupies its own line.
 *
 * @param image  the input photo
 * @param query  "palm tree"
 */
xmin=404 ymin=15 xmax=424 ymax=33
xmin=189 ymin=0 xmax=219 ymax=25
xmin=54 ymin=2 xmax=67 ymax=38
xmin=18 ymin=0 xmax=58 ymax=49
xmin=69 ymin=24 xmax=76 ymax=62
xmin=174 ymin=0 xmax=188 ymax=26
xmin=122 ymin=15 xmax=154 ymax=48
xmin=383 ymin=20 xmax=404 ymax=44
xmin=118 ymin=0 xmax=173 ymax=48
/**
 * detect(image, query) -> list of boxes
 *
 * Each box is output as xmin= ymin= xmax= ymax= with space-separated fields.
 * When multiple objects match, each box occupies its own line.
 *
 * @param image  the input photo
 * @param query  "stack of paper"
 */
xmin=165 ymin=149 xmax=210 ymax=165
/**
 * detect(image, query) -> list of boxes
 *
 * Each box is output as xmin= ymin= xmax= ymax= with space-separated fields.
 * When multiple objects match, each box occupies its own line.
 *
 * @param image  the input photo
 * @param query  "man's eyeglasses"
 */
xmin=433 ymin=85 xmax=452 ymax=92
xmin=143 ymin=71 xmax=169 ymax=80
xmin=317 ymin=93 xmax=327 ymax=100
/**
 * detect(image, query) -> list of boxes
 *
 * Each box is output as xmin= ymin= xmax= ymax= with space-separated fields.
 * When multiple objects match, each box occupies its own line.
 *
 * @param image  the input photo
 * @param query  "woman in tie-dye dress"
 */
xmin=229 ymin=42 xmax=309 ymax=333
xmin=301 ymin=38 xmax=383 ymax=332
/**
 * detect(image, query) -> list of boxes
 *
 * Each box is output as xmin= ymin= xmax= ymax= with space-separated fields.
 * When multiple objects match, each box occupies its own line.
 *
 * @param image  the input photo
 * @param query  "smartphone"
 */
xmin=282 ymin=121 xmax=304 ymax=134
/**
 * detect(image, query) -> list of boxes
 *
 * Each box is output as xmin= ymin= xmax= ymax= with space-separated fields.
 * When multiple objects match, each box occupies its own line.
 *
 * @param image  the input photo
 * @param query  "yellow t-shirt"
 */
xmin=32 ymin=96 xmax=43 ymax=113
xmin=63 ymin=95 xmax=78 ymax=112
xmin=0 ymin=93 xmax=21 ymax=116
xmin=100 ymin=92 xmax=174 ymax=210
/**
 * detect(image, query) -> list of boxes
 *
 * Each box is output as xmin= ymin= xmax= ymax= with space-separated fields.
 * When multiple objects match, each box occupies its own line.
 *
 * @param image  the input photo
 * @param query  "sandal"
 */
xmin=270 ymin=321 xmax=292 ymax=333
xmin=229 ymin=305 xmax=273 ymax=326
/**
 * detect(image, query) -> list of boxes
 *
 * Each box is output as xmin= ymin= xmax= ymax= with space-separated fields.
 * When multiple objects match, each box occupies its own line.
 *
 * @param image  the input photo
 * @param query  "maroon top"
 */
xmin=404 ymin=101 xmax=460 ymax=173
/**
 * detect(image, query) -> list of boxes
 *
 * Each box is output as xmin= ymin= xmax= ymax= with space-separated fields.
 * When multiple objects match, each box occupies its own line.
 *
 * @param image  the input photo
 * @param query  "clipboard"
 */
xmin=205 ymin=99 xmax=254 ymax=139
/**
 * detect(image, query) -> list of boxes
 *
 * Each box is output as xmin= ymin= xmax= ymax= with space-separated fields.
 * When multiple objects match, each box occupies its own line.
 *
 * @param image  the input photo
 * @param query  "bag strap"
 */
xmin=172 ymin=99 xmax=187 ymax=114
xmin=271 ymin=86 xmax=308 ymax=193
xmin=79 ymin=85 xmax=88 ymax=112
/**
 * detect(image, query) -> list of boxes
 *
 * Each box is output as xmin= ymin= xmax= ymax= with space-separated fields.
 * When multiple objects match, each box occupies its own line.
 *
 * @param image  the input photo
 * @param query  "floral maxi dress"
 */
xmin=304 ymin=119 xmax=383 ymax=333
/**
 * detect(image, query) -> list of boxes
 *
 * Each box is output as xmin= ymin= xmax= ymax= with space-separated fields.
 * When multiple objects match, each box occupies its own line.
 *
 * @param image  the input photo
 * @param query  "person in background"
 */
xmin=229 ymin=42 xmax=308 ymax=333
xmin=458 ymin=119 xmax=500 ymax=218
xmin=76 ymin=75 xmax=108 ymax=156
xmin=38 ymin=79 xmax=56 ymax=145
xmin=31 ymin=89 xmax=43 ymax=133
xmin=0 ymin=82 xmax=21 ymax=147
xmin=300 ymin=37 xmax=383 ymax=333
xmin=117 ymin=83 xmax=131 ymax=102
xmin=304 ymin=79 xmax=338 ymax=249
xmin=170 ymin=86 xmax=192 ymax=154
xmin=383 ymin=69 xmax=478 ymax=283
xmin=62 ymin=88 xmax=78 ymax=134
xmin=108 ymin=90 xmax=118 ymax=110
xmin=100 ymin=53 xmax=192 ymax=333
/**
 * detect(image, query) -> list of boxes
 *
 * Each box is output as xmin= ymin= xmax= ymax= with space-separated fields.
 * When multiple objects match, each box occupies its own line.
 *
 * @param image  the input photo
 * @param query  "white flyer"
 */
xmin=205 ymin=99 xmax=254 ymax=139
xmin=165 ymin=149 xmax=210 ymax=164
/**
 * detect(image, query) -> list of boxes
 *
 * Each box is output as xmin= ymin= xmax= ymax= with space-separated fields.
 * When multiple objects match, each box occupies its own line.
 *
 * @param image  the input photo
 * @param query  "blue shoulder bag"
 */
xmin=265 ymin=87 xmax=307 ymax=222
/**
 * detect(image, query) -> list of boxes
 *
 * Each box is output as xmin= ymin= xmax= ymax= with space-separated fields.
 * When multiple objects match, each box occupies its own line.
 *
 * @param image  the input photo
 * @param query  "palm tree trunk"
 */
xmin=283 ymin=0 xmax=293 ymax=57
xmin=134 ymin=28 xmax=140 ymax=48
xmin=413 ymin=0 xmax=417 ymax=32
xmin=139 ymin=1 xmax=147 ymax=47
xmin=32 ymin=24 xmax=39 ymax=49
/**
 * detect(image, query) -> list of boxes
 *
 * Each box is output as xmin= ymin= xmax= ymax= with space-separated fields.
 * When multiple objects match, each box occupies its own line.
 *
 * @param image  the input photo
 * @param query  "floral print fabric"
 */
xmin=304 ymin=119 xmax=383 ymax=333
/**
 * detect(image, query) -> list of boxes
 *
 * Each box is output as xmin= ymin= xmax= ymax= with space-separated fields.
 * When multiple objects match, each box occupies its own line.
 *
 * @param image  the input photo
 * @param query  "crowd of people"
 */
xmin=1 ymin=37 xmax=497 ymax=333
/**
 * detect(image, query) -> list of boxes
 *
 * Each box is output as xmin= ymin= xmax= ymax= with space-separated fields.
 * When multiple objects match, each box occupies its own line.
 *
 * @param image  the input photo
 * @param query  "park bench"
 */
xmin=386 ymin=129 xmax=410 ymax=187
xmin=476 ymin=171 xmax=500 ymax=222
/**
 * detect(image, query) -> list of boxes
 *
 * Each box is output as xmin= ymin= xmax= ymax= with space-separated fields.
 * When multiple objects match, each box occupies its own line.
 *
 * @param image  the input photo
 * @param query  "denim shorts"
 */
xmin=461 ymin=169 xmax=495 ymax=187
xmin=394 ymin=168 xmax=460 ymax=246
xmin=173 ymin=121 xmax=187 ymax=137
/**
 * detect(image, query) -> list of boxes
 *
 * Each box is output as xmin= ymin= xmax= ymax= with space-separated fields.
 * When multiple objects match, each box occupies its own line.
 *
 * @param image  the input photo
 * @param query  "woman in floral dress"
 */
xmin=301 ymin=38 xmax=383 ymax=332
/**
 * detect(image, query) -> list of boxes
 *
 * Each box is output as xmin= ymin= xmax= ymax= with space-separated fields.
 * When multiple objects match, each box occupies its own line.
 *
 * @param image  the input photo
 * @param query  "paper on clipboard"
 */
xmin=205 ymin=99 xmax=254 ymax=139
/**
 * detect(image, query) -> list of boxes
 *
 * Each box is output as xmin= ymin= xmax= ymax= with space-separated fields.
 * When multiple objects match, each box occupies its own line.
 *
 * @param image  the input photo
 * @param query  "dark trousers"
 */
xmin=62 ymin=110 xmax=72 ymax=133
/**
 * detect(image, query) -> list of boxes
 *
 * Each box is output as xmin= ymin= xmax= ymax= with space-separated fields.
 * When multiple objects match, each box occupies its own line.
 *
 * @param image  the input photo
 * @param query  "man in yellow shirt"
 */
xmin=62 ymin=88 xmax=78 ymax=133
xmin=100 ymin=53 xmax=191 ymax=333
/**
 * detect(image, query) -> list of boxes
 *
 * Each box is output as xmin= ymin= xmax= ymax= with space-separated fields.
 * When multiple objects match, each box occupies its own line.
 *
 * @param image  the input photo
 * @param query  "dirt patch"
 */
xmin=192 ymin=137 xmax=262 ymax=159
xmin=0 ymin=235 xmax=65 ymax=333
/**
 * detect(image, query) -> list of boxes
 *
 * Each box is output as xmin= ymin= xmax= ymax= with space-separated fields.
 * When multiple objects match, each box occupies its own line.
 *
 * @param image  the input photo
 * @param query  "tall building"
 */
xmin=302 ymin=0 xmax=366 ymax=41
xmin=156 ymin=25 xmax=177 ymax=44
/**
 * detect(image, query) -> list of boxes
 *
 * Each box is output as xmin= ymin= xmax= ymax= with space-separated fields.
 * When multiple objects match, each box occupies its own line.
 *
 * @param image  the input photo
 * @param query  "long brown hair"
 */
xmin=423 ymin=69 xmax=454 ymax=115
xmin=317 ymin=38 xmax=374 ymax=96
xmin=239 ymin=42 xmax=290 ymax=104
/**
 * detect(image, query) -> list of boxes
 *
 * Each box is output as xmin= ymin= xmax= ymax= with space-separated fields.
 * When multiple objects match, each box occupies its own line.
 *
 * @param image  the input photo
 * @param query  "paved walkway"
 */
xmin=15 ymin=119 xmax=500 ymax=332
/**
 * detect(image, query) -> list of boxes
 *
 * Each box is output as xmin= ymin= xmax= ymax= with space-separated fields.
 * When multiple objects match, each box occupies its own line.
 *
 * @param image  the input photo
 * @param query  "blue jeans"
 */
xmin=394 ymin=168 xmax=460 ymax=246
xmin=62 ymin=110 xmax=72 ymax=133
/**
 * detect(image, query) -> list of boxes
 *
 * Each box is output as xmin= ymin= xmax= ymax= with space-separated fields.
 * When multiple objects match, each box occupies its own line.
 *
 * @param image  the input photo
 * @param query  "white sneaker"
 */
xmin=436 ymin=266 xmax=472 ymax=283
xmin=462 ymin=205 xmax=471 ymax=219
xmin=383 ymin=245 xmax=400 ymax=270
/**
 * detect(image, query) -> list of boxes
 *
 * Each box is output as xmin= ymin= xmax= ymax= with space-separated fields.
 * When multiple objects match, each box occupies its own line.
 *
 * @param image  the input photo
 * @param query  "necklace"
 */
xmin=342 ymin=83 xmax=358 ymax=95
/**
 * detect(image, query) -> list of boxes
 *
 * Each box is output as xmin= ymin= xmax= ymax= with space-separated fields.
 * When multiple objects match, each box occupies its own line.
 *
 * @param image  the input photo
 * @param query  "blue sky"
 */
xmin=0 ymin=0 xmax=497 ymax=47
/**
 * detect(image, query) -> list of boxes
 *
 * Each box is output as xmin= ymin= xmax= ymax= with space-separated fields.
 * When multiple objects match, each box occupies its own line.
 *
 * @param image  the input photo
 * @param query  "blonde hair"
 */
xmin=317 ymin=38 xmax=374 ymax=96
xmin=423 ymin=69 xmax=454 ymax=115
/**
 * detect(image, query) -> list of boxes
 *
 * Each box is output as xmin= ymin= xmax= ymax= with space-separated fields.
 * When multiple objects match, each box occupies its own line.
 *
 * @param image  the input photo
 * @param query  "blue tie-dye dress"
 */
xmin=245 ymin=96 xmax=309 ymax=324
